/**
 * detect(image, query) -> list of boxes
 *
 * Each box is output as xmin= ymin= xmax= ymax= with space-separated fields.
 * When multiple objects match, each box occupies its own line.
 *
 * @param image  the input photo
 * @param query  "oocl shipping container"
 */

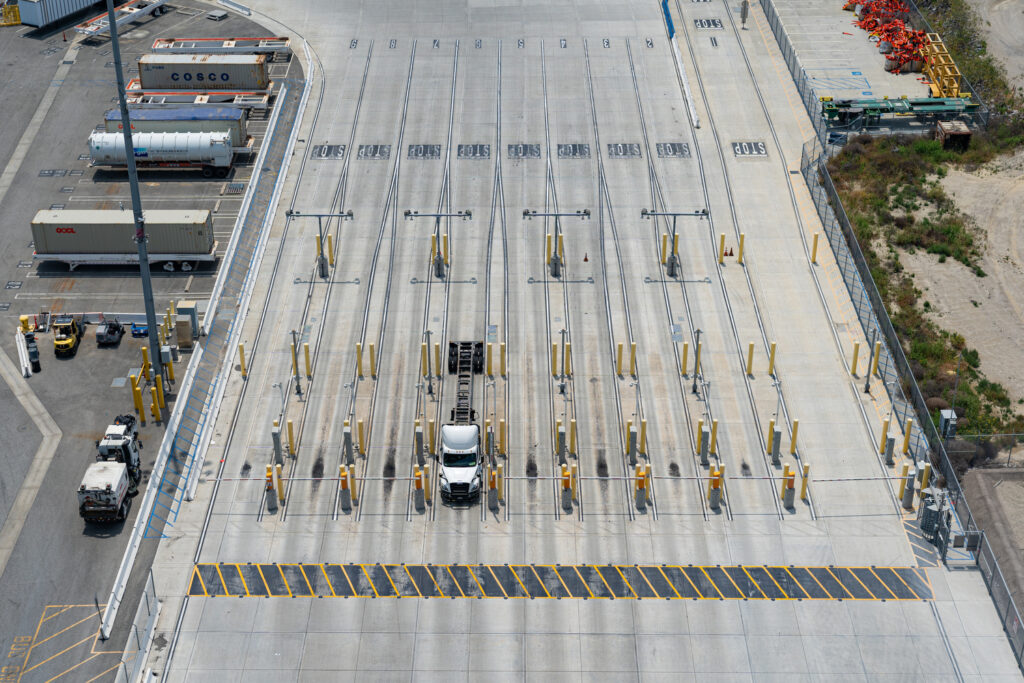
xmin=104 ymin=107 xmax=249 ymax=147
xmin=138 ymin=54 xmax=270 ymax=91
xmin=31 ymin=210 xmax=216 ymax=270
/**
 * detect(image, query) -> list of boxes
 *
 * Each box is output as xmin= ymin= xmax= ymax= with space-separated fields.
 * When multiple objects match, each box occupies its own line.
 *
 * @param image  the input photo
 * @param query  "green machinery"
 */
xmin=821 ymin=96 xmax=978 ymax=128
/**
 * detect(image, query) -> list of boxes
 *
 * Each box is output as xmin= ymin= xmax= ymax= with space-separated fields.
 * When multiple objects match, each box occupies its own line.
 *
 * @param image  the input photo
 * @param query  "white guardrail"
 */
xmin=218 ymin=0 xmax=252 ymax=16
xmin=99 ymin=51 xmax=311 ymax=640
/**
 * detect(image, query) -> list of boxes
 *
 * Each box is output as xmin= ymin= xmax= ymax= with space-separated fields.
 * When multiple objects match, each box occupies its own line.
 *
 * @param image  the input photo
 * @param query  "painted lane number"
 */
xmin=732 ymin=141 xmax=768 ymax=156
xmin=693 ymin=18 xmax=724 ymax=29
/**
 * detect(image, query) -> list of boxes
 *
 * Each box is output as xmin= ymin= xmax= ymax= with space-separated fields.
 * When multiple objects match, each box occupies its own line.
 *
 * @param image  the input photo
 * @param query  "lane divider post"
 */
xmin=238 ymin=343 xmax=247 ymax=378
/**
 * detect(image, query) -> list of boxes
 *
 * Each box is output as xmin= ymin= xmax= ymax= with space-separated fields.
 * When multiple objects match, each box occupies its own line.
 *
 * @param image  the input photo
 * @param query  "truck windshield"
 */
xmin=443 ymin=451 xmax=476 ymax=467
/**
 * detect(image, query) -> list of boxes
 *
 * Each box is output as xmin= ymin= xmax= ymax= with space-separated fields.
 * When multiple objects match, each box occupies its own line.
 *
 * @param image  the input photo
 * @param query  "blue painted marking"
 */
xmin=862 ymin=91 xmax=873 ymax=95
xmin=661 ymin=0 xmax=675 ymax=38
xmin=851 ymin=71 xmax=862 ymax=75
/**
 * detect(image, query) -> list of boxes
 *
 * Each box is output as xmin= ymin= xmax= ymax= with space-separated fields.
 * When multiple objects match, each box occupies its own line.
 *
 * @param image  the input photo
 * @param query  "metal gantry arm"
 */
xmin=522 ymin=208 xmax=591 ymax=278
xmin=640 ymin=208 xmax=708 ymax=279
xmin=285 ymin=209 xmax=354 ymax=279
xmin=404 ymin=209 xmax=472 ymax=279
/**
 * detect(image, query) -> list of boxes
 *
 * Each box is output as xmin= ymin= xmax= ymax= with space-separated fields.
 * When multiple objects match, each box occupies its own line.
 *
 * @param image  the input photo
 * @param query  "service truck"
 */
xmin=78 ymin=415 xmax=142 ymax=522
xmin=438 ymin=341 xmax=485 ymax=502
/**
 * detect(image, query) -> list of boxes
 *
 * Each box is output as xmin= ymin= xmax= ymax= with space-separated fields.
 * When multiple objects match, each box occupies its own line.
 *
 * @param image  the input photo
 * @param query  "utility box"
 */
xmin=940 ymin=409 xmax=957 ymax=439
xmin=176 ymin=300 xmax=199 ymax=339
xmin=937 ymin=120 xmax=971 ymax=152
xmin=175 ymin=316 xmax=194 ymax=349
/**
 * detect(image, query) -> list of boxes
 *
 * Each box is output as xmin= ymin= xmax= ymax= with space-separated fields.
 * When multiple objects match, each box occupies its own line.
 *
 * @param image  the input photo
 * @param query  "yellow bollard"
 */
xmin=431 ymin=233 xmax=438 ymax=262
xmin=718 ymin=233 xmax=726 ymax=264
xmin=369 ymin=343 xmax=376 ymax=378
xmin=266 ymin=465 xmax=273 ymax=499
xmin=500 ymin=419 xmax=507 ymax=455
xmin=155 ymin=376 xmax=165 ymax=409
xmin=349 ymin=464 xmax=358 ymax=504
xmin=850 ymin=341 xmax=860 ymax=376
xmin=564 ymin=342 xmax=572 ymax=377
xmin=442 ymin=234 xmax=449 ymax=265
xmin=629 ymin=341 xmax=637 ymax=376
xmin=879 ymin=418 xmax=890 ymax=455
xmin=570 ymin=419 xmax=577 ymax=455
xmin=429 ymin=419 xmax=436 ymax=454
xmin=287 ymin=419 xmax=296 ymax=455
xmin=710 ymin=419 xmax=719 ymax=455
xmin=130 ymin=374 xmax=143 ymax=414
xmin=811 ymin=232 xmax=819 ymax=264
xmin=625 ymin=419 xmax=633 ymax=445
xmin=563 ymin=464 xmax=572 ymax=493
xmin=276 ymin=463 xmax=286 ymax=502
xmin=316 ymin=233 xmax=323 ymax=258
xmin=718 ymin=464 xmax=726 ymax=491
xmin=639 ymin=419 xmax=647 ymax=454
xmin=327 ymin=234 xmax=335 ymax=267
xmin=681 ymin=341 xmax=689 ymax=376
xmin=356 ymin=342 xmax=364 ymax=378
xmin=696 ymin=419 xmax=704 ymax=452
xmin=661 ymin=234 xmax=668 ymax=265
xmin=570 ymin=463 xmax=578 ymax=501
xmin=485 ymin=419 xmax=492 ymax=453
xmin=167 ymin=356 xmax=175 ymax=382
xmin=616 ymin=342 xmax=624 ymax=376
xmin=434 ymin=342 xmax=441 ymax=378
xmin=871 ymin=341 xmax=882 ymax=377
xmin=635 ymin=464 xmax=643 ymax=492
xmin=645 ymin=463 xmax=653 ymax=502
xmin=496 ymin=463 xmax=503 ymax=501
xmin=551 ymin=342 xmax=558 ymax=377
xmin=500 ymin=342 xmax=506 ymax=376
xmin=487 ymin=342 xmax=493 ymax=376
xmin=746 ymin=342 xmax=754 ymax=376
xmin=781 ymin=464 xmax=791 ymax=500
xmin=420 ymin=342 xmax=428 ymax=378
xmin=304 ymin=342 xmax=311 ymax=379
xmin=142 ymin=345 xmax=149 ymax=370
xmin=768 ymin=341 xmax=777 ymax=376
xmin=902 ymin=418 xmax=913 ymax=455
xmin=707 ymin=468 xmax=718 ymax=498
xmin=290 ymin=342 xmax=298 ymax=377
xmin=673 ymin=233 xmax=679 ymax=258
xmin=919 ymin=463 xmax=931 ymax=498
xmin=766 ymin=419 xmax=775 ymax=454
xmin=737 ymin=232 xmax=745 ymax=265
xmin=558 ymin=233 xmax=564 ymax=261
xmin=357 ymin=419 xmax=365 ymax=455
xmin=339 ymin=464 xmax=348 ymax=492
xmin=556 ymin=419 xmax=563 ymax=444
xmin=695 ymin=341 xmax=702 ymax=375
xmin=801 ymin=463 xmax=810 ymax=500
xmin=790 ymin=419 xmax=799 ymax=455
xmin=150 ymin=387 xmax=160 ymax=422
xmin=898 ymin=464 xmax=909 ymax=499
xmin=424 ymin=463 xmax=432 ymax=502
xmin=238 ymin=343 xmax=247 ymax=378
xmin=546 ymin=234 xmax=552 ymax=264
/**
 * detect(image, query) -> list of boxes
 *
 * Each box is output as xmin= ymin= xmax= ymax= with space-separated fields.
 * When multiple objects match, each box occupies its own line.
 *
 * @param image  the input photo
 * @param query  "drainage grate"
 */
xmin=224 ymin=182 xmax=246 ymax=195
xmin=49 ymin=204 xmax=65 ymax=210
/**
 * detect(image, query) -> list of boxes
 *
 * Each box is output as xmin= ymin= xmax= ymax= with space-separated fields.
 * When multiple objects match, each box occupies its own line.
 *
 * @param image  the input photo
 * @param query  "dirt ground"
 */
xmin=963 ymin=468 xmax=1024 ymax=606
xmin=965 ymin=0 xmax=1024 ymax=85
xmin=900 ymin=151 xmax=1024 ymax=409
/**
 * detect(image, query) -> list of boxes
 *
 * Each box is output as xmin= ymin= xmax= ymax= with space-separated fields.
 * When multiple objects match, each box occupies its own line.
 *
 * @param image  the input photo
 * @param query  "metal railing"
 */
xmin=114 ymin=570 xmax=160 ymax=683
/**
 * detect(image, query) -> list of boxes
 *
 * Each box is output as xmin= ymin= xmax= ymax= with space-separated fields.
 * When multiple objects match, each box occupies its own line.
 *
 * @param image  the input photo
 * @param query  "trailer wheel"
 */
xmin=201 ymin=166 xmax=214 ymax=178
xmin=215 ymin=167 xmax=229 ymax=178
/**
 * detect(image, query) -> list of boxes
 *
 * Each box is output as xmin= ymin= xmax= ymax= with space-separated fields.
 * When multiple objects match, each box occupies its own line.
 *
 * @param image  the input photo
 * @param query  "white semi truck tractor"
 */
xmin=438 ymin=342 xmax=485 ymax=502
xmin=77 ymin=415 xmax=142 ymax=522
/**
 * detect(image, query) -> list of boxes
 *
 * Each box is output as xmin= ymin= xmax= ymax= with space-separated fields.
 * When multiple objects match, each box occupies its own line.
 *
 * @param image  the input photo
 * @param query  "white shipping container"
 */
xmin=138 ymin=54 xmax=270 ymax=91
xmin=32 ymin=209 xmax=214 ymax=256
xmin=17 ymin=0 xmax=99 ymax=27
xmin=89 ymin=131 xmax=234 ymax=168
xmin=104 ymin=107 xmax=248 ymax=147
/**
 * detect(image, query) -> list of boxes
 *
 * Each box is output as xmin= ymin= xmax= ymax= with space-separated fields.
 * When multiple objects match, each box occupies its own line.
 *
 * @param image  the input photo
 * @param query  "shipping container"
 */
xmin=17 ymin=0 xmax=100 ymax=27
xmin=104 ymin=107 xmax=248 ymax=147
xmin=138 ymin=54 xmax=270 ymax=91
xmin=32 ymin=210 xmax=214 ymax=256
xmin=89 ymin=131 xmax=234 ymax=170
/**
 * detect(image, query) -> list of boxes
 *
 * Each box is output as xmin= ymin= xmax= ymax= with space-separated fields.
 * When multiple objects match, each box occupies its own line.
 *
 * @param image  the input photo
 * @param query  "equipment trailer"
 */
xmin=438 ymin=341 xmax=484 ymax=502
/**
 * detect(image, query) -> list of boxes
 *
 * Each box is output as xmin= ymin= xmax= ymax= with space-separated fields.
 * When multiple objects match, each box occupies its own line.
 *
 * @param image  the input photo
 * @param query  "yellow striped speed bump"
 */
xmin=188 ymin=562 xmax=933 ymax=601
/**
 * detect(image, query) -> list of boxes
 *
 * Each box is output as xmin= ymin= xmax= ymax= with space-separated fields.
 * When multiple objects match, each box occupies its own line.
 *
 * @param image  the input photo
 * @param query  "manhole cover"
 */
xmin=18 ymin=261 xmax=32 ymax=268
xmin=111 ymin=377 xmax=128 ymax=388
xmin=6 ymin=281 xmax=22 ymax=289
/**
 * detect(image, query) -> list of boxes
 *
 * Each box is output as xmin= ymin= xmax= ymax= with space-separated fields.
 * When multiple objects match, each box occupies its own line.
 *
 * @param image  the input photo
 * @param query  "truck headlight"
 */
xmin=440 ymin=476 xmax=450 ymax=492
xmin=470 ymin=476 xmax=481 ymax=491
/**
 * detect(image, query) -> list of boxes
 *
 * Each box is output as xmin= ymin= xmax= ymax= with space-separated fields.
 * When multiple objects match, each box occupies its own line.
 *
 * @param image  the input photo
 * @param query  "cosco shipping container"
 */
xmin=32 ymin=210 xmax=215 ymax=259
xmin=17 ymin=0 xmax=99 ymax=27
xmin=138 ymin=54 xmax=270 ymax=91
xmin=104 ymin=107 xmax=249 ymax=147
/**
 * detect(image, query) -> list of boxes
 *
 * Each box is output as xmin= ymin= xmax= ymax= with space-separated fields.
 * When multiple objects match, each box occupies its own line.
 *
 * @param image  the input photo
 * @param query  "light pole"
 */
xmin=271 ymin=381 xmax=286 ymax=419
xmin=691 ymin=328 xmax=703 ymax=394
xmin=285 ymin=209 xmax=354 ymax=279
xmin=523 ymin=208 xmax=591 ymax=278
xmin=404 ymin=209 xmax=472 ymax=278
xmin=640 ymin=208 xmax=708 ymax=278
xmin=771 ymin=377 xmax=782 ymax=422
